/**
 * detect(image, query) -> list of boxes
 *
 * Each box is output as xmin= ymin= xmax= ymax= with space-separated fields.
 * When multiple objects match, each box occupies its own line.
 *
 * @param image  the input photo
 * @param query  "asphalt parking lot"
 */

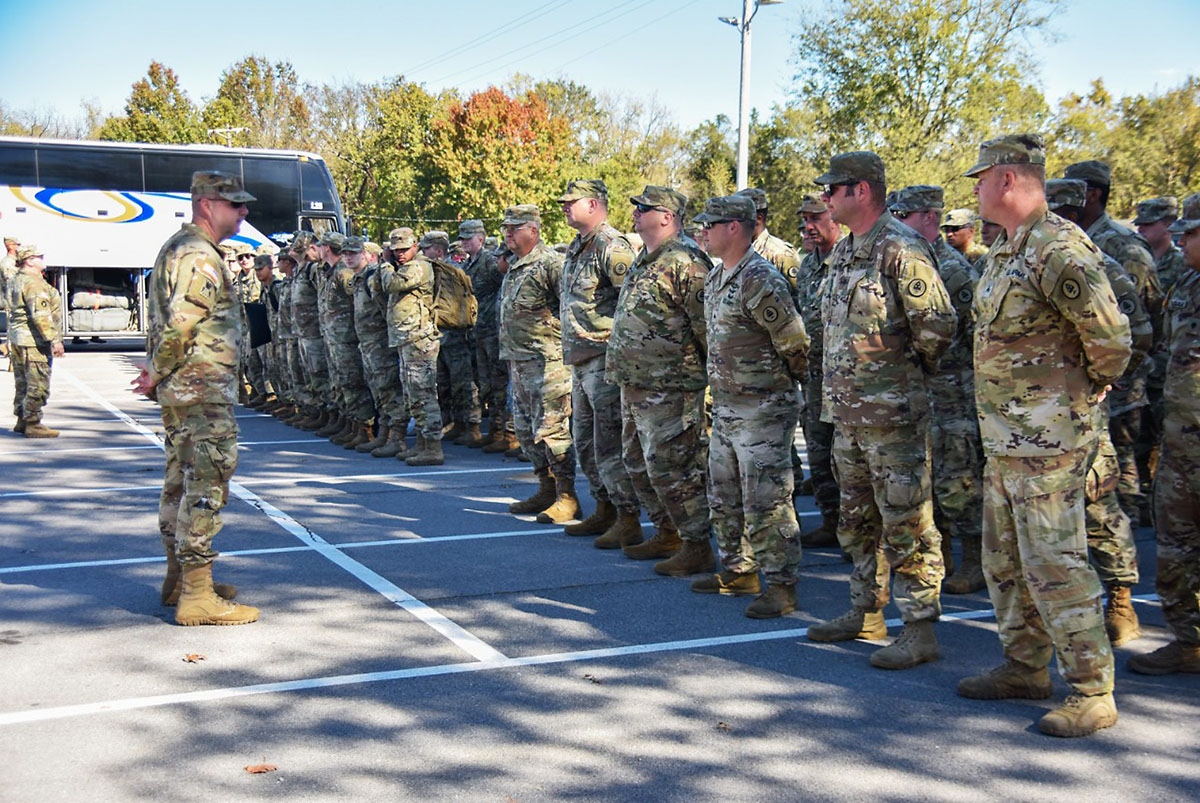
xmin=1 ymin=349 xmax=1197 ymax=802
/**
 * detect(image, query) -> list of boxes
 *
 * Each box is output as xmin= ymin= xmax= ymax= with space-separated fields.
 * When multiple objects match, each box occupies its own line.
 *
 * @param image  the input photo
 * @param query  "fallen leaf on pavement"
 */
xmin=244 ymin=764 xmax=278 ymax=774
xmin=182 ymin=653 xmax=206 ymax=663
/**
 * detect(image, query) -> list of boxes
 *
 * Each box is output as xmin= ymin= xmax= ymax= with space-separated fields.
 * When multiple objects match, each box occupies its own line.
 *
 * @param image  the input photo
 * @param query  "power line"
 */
xmin=403 ymin=0 xmax=573 ymax=78
xmin=553 ymin=0 xmax=703 ymax=74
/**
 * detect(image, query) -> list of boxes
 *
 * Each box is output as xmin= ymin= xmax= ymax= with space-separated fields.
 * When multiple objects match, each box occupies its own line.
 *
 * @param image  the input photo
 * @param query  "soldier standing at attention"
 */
xmin=423 ymin=231 xmax=483 ymax=446
xmin=352 ymin=239 xmax=407 ymax=458
xmin=252 ymin=254 xmax=282 ymax=411
xmin=132 ymin=171 xmax=261 ymax=626
xmin=1129 ymin=193 xmax=1200 ymax=676
xmin=314 ymin=232 xmax=351 ymax=442
xmin=957 ymin=135 xmax=1131 ymax=737
xmin=291 ymin=232 xmax=332 ymax=431
xmin=691 ymin=195 xmax=809 ymax=617
xmin=8 ymin=244 xmax=64 ymax=437
xmin=806 ymin=152 xmax=956 ymax=671
xmin=557 ymin=180 xmax=644 ymax=549
xmin=499 ymin=205 xmax=579 ymax=523
xmin=326 ymin=236 xmax=375 ymax=449
xmin=941 ymin=209 xmax=989 ymax=263
xmin=1 ymin=236 xmax=19 ymax=369
xmin=607 ymin=186 xmax=714 ymax=573
xmin=459 ymin=221 xmax=514 ymax=454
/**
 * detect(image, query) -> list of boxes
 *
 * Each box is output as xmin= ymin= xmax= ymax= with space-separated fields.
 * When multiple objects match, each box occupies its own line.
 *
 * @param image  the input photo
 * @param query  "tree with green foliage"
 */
xmin=97 ymin=61 xmax=205 ymax=144
xmin=200 ymin=56 xmax=312 ymax=150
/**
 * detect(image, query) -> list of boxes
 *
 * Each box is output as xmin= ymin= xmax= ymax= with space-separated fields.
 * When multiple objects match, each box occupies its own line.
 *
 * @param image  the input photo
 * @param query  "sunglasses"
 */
xmin=701 ymin=220 xmax=734 ymax=230
xmin=633 ymin=203 xmax=668 ymax=214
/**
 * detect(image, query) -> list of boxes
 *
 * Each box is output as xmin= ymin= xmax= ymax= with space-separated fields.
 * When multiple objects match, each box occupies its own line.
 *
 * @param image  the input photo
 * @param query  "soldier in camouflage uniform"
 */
xmin=253 ymin=254 xmax=282 ymax=410
xmin=380 ymin=227 xmax=444 ymax=466
xmin=0 ymin=236 xmax=18 ymax=369
xmin=557 ymin=180 xmax=643 ymax=548
xmin=691 ymin=195 xmax=809 ymax=617
xmin=806 ymin=153 xmax=956 ymax=672
xmin=499 ymin=205 xmax=579 ymax=523
xmin=423 ymin=231 xmax=483 ymax=445
xmin=956 ymin=135 xmax=1131 ymax=737
xmin=291 ymin=232 xmax=333 ymax=430
xmin=1129 ymin=193 xmax=1200 ymax=676
xmin=132 ymin=170 xmax=261 ymax=627
xmin=314 ymin=232 xmax=352 ymax=441
xmin=890 ymin=185 xmax=986 ymax=595
xmin=1048 ymin=178 xmax=1149 ymax=646
xmin=458 ymin=221 xmax=512 ymax=453
xmin=7 ymin=244 xmax=64 ymax=437
xmin=795 ymin=194 xmax=842 ymax=548
xmin=609 ymin=186 xmax=713 ymax=570
xmin=268 ymin=251 xmax=300 ymax=419
xmin=232 ymin=243 xmax=271 ymax=406
xmin=1063 ymin=160 xmax=1162 ymax=526
xmin=326 ymin=237 xmax=375 ymax=448
xmin=941 ymin=208 xmax=989 ymax=263
xmin=353 ymin=239 xmax=407 ymax=457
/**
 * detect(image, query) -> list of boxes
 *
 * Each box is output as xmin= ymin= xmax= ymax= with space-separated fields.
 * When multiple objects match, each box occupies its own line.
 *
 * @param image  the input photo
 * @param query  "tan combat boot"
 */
xmin=654 ymin=539 xmax=716 ymax=576
xmin=402 ymin=434 xmax=427 ymax=461
xmin=23 ymin=419 xmax=59 ymax=438
xmin=371 ymin=427 xmax=406 ymax=458
xmin=330 ymin=416 xmax=357 ymax=445
xmin=536 ymin=476 xmax=580 ymax=523
xmin=14 ymin=418 xmax=27 ymax=433
xmin=161 ymin=549 xmax=237 ymax=606
xmin=342 ymin=421 xmax=372 ymax=449
xmin=593 ymin=511 xmax=644 ymax=549
xmin=622 ymin=522 xmax=682 ymax=560
xmin=869 ymin=619 xmax=939 ymax=669
xmin=406 ymin=436 xmax=445 ymax=466
xmin=807 ymin=607 xmax=888 ymax=642
xmin=509 ymin=470 xmax=556 ymax=514
xmin=357 ymin=423 xmax=389 ymax=453
xmin=746 ymin=583 xmax=797 ymax=619
xmin=482 ymin=431 xmax=517 ymax=454
xmin=443 ymin=421 xmax=466 ymax=441
xmin=1037 ymin=692 xmax=1118 ymax=737
xmin=957 ymin=660 xmax=1053 ymax=699
xmin=316 ymin=411 xmax=345 ymax=437
xmin=800 ymin=512 xmax=839 ymax=547
xmin=297 ymin=408 xmax=325 ymax=430
xmin=473 ymin=426 xmax=497 ymax=449
xmin=564 ymin=499 xmax=617 ymax=536
xmin=690 ymin=570 xmax=761 ymax=596
xmin=944 ymin=536 xmax=986 ymax=594
xmin=1127 ymin=641 xmax=1200 ymax=675
xmin=1104 ymin=585 xmax=1142 ymax=646
xmin=174 ymin=564 xmax=260 ymax=626
xmin=456 ymin=423 xmax=485 ymax=447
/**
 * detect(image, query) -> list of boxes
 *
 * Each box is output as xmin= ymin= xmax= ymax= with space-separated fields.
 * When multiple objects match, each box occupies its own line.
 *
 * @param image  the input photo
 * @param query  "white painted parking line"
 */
xmin=0 ymin=438 xmax=322 ymax=458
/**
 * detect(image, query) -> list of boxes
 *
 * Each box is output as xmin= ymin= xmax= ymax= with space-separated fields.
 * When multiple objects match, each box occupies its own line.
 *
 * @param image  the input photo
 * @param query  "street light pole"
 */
xmin=720 ymin=0 xmax=782 ymax=191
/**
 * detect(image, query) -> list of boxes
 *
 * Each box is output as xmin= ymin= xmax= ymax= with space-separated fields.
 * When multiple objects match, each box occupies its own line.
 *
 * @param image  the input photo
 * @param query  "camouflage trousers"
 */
xmin=240 ymin=337 xmax=270 ymax=396
xmin=1109 ymin=408 xmax=1145 ymax=520
xmin=475 ymin=327 xmax=510 ymax=432
xmin=1137 ymin=386 xmax=1164 ymax=494
xmin=832 ymin=423 xmax=944 ymax=623
xmin=323 ymin=333 xmax=342 ymax=413
xmin=1153 ymin=417 xmax=1200 ymax=645
xmin=329 ymin=339 xmax=374 ymax=421
xmin=803 ymin=373 xmax=838 ymax=518
xmin=982 ymin=445 xmax=1113 ymax=695
xmin=510 ymin=356 xmax=575 ymax=479
xmin=709 ymin=393 xmax=801 ymax=585
xmin=285 ymin=338 xmax=312 ymax=406
xmin=930 ymin=415 xmax=984 ymax=542
xmin=10 ymin=344 xmax=52 ymax=421
xmin=438 ymin=329 xmax=481 ymax=425
xmin=299 ymin=336 xmax=332 ymax=410
xmin=259 ymin=342 xmax=282 ymax=399
xmin=399 ymin=335 xmax=442 ymax=440
xmin=1085 ymin=429 xmax=1139 ymax=586
xmin=359 ymin=336 xmax=405 ymax=428
xmin=158 ymin=403 xmax=238 ymax=568
xmin=620 ymin=385 xmax=711 ymax=543
xmin=572 ymin=356 xmax=637 ymax=511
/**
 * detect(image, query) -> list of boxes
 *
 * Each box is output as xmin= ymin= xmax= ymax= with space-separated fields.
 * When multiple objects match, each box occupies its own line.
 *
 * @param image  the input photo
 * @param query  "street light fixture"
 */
xmin=719 ymin=0 xmax=784 ymax=190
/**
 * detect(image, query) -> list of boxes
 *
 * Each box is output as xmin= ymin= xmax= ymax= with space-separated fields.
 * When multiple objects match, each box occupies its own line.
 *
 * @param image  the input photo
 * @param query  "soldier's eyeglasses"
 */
xmin=633 ymin=203 xmax=667 ymax=214
xmin=237 ymin=254 xmax=254 ymax=260
xmin=701 ymin=220 xmax=734 ymax=230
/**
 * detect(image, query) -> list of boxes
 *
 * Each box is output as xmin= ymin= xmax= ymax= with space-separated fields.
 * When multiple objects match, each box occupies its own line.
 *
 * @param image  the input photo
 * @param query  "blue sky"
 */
xmin=2 ymin=0 xmax=1198 ymax=132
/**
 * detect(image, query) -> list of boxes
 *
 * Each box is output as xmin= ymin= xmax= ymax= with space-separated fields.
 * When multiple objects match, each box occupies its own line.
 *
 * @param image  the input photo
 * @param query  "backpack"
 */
xmin=431 ymin=259 xmax=478 ymax=330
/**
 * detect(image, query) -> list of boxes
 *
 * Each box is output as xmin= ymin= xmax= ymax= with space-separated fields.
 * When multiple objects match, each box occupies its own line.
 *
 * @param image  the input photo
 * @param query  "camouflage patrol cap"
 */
xmin=363 ymin=241 xmax=383 ymax=256
xmin=630 ymin=185 xmax=687 ymax=217
xmin=1063 ymin=160 xmax=1111 ymax=188
xmin=16 ymin=243 xmax=42 ymax=263
xmin=341 ymin=235 xmax=365 ymax=253
xmin=683 ymin=222 xmax=703 ymax=238
xmin=1168 ymin=193 xmax=1200 ymax=234
xmin=736 ymin=187 xmax=769 ymax=211
xmin=692 ymin=195 xmax=756 ymax=225
xmin=963 ymin=133 xmax=1045 ymax=177
xmin=558 ymin=179 xmax=608 ymax=203
xmin=389 ymin=227 xmax=418 ymax=249
xmin=254 ymin=243 xmax=274 ymax=257
xmin=890 ymin=185 xmax=945 ymax=214
xmin=253 ymin=254 xmax=274 ymax=270
xmin=484 ymin=235 xmax=499 ymax=250
xmin=502 ymin=205 xmax=542 ymax=227
xmin=1133 ymin=196 xmax=1179 ymax=225
xmin=291 ymin=231 xmax=317 ymax=253
xmin=319 ymin=231 xmax=345 ymax=251
xmin=799 ymin=193 xmax=828 ymax=214
xmin=232 ymin=242 xmax=254 ymax=257
xmin=219 ymin=244 xmax=234 ymax=257
xmin=419 ymin=230 xmax=451 ymax=250
xmin=814 ymin=151 xmax=886 ymax=186
xmin=1045 ymin=179 xmax=1088 ymax=211
xmin=941 ymin=208 xmax=977 ymax=228
xmin=190 ymin=170 xmax=256 ymax=203
xmin=276 ymin=250 xmax=298 ymax=265
xmin=457 ymin=219 xmax=486 ymax=239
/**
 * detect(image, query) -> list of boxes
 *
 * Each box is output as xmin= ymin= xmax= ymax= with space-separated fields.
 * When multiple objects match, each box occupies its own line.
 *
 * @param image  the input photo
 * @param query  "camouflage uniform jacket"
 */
xmin=0 ymin=253 xmax=16 ymax=313
xmin=705 ymin=246 xmax=808 ymax=402
xmin=1102 ymin=255 xmax=1153 ymax=416
xmin=963 ymin=241 xmax=989 ymax=263
xmin=820 ymin=211 xmax=956 ymax=427
xmin=1162 ymin=269 xmax=1200 ymax=430
xmin=1155 ymin=245 xmax=1187 ymax=298
xmin=463 ymin=248 xmax=503 ymax=335
xmin=930 ymin=237 xmax=979 ymax=416
xmin=752 ymin=228 xmax=801 ymax=298
xmin=8 ymin=265 xmax=62 ymax=350
xmin=606 ymin=232 xmax=711 ymax=391
xmin=316 ymin=261 xmax=339 ymax=343
xmin=324 ymin=262 xmax=359 ymax=345
xmin=1086 ymin=213 xmax=1163 ymax=336
xmin=378 ymin=255 xmax=436 ymax=348
xmin=352 ymin=266 xmax=390 ymax=344
xmin=795 ymin=242 xmax=838 ymax=382
xmin=273 ymin=277 xmax=295 ymax=340
xmin=290 ymin=260 xmax=323 ymax=339
xmin=146 ymin=223 xmax=242 ymax=406
xmin=973 ymin=205 xmax=1131 ymax=457
xmin=235 ymin=271 xmax=261 ymax=303
xmin=560 ymin=221 xmax=635 ymax=365
xmin=498 ymin=240 xmax=564 ymax=362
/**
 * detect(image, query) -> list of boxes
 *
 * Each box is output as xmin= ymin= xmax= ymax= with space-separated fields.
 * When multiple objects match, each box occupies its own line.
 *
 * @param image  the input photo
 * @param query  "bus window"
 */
xmin=242 ymin=158 xmax=299 ymax=239
xmin=35 ymin=148 xmax=143 ymax=190
xmin=0 ymin=143 xmax=37 ymax=184
xmin=144 ymin=152 xmax=241 ymax=193
xmin=300 ymin=216 xmax=338 ymax=236
xmin=299 ymin=159 xmax=339 ymax=221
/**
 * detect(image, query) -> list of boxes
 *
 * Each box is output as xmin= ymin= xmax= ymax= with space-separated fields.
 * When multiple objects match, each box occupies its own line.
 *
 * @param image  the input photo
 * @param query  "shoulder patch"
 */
xmin=1060 ymin=278 xmax=1081 ymax=300
xmin=907 ymin=278 xmax=927 ymax=298
xmin=695 ymin=288 xmax=705 ymax=304
xmin=957 ymin=286 xmax=973 ymax=304
xmin=1118 ymin=297 xmax=1135 ymax=315
xmin=762 ymin=305 xmax=779 ymax=323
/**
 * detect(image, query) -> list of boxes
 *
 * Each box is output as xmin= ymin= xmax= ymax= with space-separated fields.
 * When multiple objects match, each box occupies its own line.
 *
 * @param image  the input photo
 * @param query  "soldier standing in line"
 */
xmin=379 ymin=227 xmax=444 ymax=466
xmin=252 ymin=254 xmax=282 ymax=411
xmin=233 ymin=243 xmax=272 ymax=407
xmin=1129 ymin=192 xmax=1200 ymax=676
xmin=291 ymin=232 xmax=333 ymax=431
xmin=459 ymin=220 xmax=513 ymax=454
xmin=353 ymin=239 xmax=408 ymax=458
xmin=806 ymin=152 xmax=956 ymax=671
xmin=314 ymin=232 xmax=352 ymax=441
xmin=890 ymin=185 xmax=986 ymax=595
xmin=270 ymin=250 xmax=302 ymax=421
xmin=0 ymin=236 xmax=18 ymax=369
xmin=941 ymin=209 xmax=989 ymax=263
xmin=557 ymin=180 xmax=645 ymax=549
xmin=498 ymin=205 xmax=579 ymax=523
xmin=326 ymin=236 xmax=375 ymax=448
xmin=132 ymin=171 xmax=260 ymax=627
xmin=795 ymin=194 xmax=843 ymax=548
xmin=423 ymin=230 xmax=483 ymax=446
xmin=690 ymin=195 xmax=809 ymax=617
xmin=608 ymin=186 xmax=714 ymax=573
xmin=7 ymin=244 xmax=64 ymax=437
xmin=957 ymin=135 xmax=1130 ymax=737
